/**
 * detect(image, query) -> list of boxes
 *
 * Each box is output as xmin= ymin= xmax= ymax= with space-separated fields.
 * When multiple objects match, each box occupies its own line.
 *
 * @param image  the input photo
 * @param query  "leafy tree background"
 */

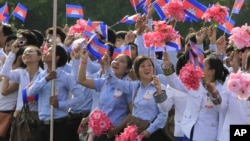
xmin=1 ymin=0 xmax=250 ymax=38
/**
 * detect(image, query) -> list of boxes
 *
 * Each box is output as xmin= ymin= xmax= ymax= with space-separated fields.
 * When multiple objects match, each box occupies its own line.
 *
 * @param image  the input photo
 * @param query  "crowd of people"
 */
xmin=0 ymin=5 xmax=250 ymax=141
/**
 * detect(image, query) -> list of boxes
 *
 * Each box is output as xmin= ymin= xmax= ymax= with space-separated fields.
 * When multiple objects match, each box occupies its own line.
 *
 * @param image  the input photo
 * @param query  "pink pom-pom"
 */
xmin=164 ymin=0 xmax=185 ymax=22
xmin=179 ymin=63 xmax=204 ymax=90
xmin=201 ymin=4 xmax=228 ymax=25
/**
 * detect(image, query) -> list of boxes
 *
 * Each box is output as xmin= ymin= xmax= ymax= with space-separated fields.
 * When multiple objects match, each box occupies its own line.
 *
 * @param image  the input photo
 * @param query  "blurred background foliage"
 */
xmin=1 ymin=0 xmax=250 ymax=38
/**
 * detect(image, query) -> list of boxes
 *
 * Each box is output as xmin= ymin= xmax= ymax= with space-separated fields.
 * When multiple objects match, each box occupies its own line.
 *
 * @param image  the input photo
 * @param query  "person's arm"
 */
xmin=77 ymin=48 xmax=95 ymax=89
xmin=1 ymin=77 xmax=19 ymax=95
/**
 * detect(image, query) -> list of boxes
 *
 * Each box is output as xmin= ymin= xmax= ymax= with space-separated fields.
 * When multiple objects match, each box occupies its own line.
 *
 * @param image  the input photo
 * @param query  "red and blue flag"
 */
xmin=118 ymin=13 xmax=141 ymax=24
xmin=218 ymin=17 xmax=235 ymax=35
xmin=112 ymin=45 xmax=132 ymax=59
xmin=232 ymin=0 xmax=245 ymax=14
xmin=183 ymin=0 xmax=207 ymax=22
xmin=66 ymin=4 xmax=84 ymax=18
xmin=12 ymin=3 xmax=28 ymax=22
xmin=87 ymin=35 xmax=109 ymax=60
xmin=153 ymin=0 xmax=169 ymax=20
xmin=92 ymin=21 xmax=107 ymax=40
xmin=129 ymin=0 xmax=146 ymax=12
xmin=189 ymin=41 xmax=203 ymax=69
xmin=0 ymin=2 xmax=9 ymax=23
xmin=83 ymin=19 xmax=95 ymax=38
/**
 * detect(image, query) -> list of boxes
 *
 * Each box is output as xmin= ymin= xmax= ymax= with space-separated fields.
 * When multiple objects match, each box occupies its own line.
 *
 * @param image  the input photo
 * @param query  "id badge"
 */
xmin=205 ymin=97 xmax=214 ymax=108
xmin=114 ymin=89 xmax=122 ymax=98
xmin=143 ymin=90 xmax=152 ymax=100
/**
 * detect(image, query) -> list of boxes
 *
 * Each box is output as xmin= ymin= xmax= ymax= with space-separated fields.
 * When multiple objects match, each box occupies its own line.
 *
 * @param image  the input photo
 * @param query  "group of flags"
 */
xmin=128 ymin=0 xmax=245 ymax=35
xmin=0 ymin=2 xmax=28 ymax=23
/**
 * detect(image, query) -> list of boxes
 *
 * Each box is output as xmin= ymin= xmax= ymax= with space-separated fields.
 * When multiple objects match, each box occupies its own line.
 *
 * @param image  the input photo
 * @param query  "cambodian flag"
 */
xmin=121 ymin=45 xmax=131 ymax=57
xmin=166 ymin=37 xmax=181 ymax=52
xmin=129 ymin=0 xmax=146 ymax=12
xmin=183 ymin=0 xmax=207 ymax=22
xmin=153 ymin=0 xmax=169 ymax=20
xmin=66 ymin=4 xmax=84 ymax=18
xmin=218 ymin=17 xmax=235 ymax=35
xmin=232 ymin=0 xmax=245 ymax=14
xmin=83 ymin=19 xmax=95 ymax=38
xmin=92 ymin=21 xmax=107 ymax=40
xmin=143 ymin=0 xmax=152 ymax=14
xmin=112 ymin=48 xmax=122 ymax=59
xmin=112 ymin=45 xmax=131 ymax=59
xmin=87 ymin=35 xmax=109 ymax=60
xmin=12 ymin=3 xmax=28 ymax=22
xmin=0 ymin=2 xmax=9 ymax=23
xmin=118 ymin=13 xmax=141 ymax=24
xmin=189 ymin=41 xmax=203 ymax=69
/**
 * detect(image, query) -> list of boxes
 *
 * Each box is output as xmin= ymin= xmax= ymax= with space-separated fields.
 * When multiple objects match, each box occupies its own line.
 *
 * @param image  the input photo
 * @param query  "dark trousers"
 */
xmin=0 ymin=111 xmax=14 ymax=141
xmin=67 ymin=117 xmax=82 ymax=141
xmin=94 ymin=134 xmax=115 ymax=141
xmin=38 ymin=118 xmax=69 ymax=141
xmin=143 ymin=129 xmax=168 ymax=141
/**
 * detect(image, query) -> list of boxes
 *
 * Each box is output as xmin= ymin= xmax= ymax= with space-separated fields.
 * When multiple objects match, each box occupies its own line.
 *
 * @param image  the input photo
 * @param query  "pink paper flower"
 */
xmin=229 ymin=23 xmax=250 ymax=50
xmin=115 ymin=125 xmax=143 ymax=141
xmin=143 ymin=21 xmax=180 ymax=48
xmin=164 ymin=0 xmax=185 ymax=21
xmin=68 ymin=19 xmax=87 ymax=35
xmin=227 ymin=72 xmax=250 ymax=100
xmin=201 ymin=4 xmax=228 ymax=25
xmin=88 ymin=109 xmax=113 ymax=136
xmin=179 ymin=63 xmax=204 ymax=90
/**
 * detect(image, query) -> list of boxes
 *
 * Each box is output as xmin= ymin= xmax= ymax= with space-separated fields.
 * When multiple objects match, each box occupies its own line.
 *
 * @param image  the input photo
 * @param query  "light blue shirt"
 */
xmin=70 ymin=59 xmax=93 ymax=113
xmin=93 ymin=75 xmax=132 ymax=127
xmin=26 ymin=67 xmax=83 ymax=120
xmin=106 ymin=68 xmax=167 ymax=134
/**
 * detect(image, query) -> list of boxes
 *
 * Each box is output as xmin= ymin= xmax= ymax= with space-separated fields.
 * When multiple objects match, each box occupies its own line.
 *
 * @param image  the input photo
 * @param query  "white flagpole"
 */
xmin=50 ymin=0 xmax=57 ymax=141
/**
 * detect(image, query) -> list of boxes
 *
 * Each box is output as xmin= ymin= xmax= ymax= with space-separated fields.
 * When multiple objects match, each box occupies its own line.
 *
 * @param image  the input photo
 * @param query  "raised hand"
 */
xmin=152 ymin=75 xmax=162 ymax=95
xmin=207 ymin=26 xmax=216 ymax=44
xmin=80 ymin=47 xmax=89 ymax=62
xmin=162 ymin=47 xmax=171 ymax=68
xmin=196 ymin=27 xmax=207 ymax=45
xmin=216 ymin=35 xmax=226 ymax=54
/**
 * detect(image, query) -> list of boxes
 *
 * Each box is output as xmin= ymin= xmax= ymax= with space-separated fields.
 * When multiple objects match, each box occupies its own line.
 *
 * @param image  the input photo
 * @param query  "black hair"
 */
xmin=56 ymin=45 xmax=68 ymax=67
xmin=2 ymin=24 xmax=14 ymax=36
xmin=17 ymin=29 xmax=39 ymax=47
xmin=31 ymin=30 xmax=44 ymax=47
xmin=45 ymin=27 xmax=66 ymax=42
xmin=107 ymin=27 xmax=117 ymax=45
xmin=106 ymin=42 xmax=116 ymax=58
xmin=13 ymin=47 xmax=26 ymax=68
xmin=116 ymin=31 xmax=127 ymax=39
xmin=5 ymin=34 xmax=17 ymax=44
xmin=206 ymin=55 xmax=229 ymax=82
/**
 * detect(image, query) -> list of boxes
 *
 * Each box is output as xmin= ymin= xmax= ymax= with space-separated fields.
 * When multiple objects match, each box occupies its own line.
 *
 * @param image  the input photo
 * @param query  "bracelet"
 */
xmin=163 ymin=64 xmax=175 ymax=76
xmin=153 ymin=90 xmax=167 ymax=103
xmin=208 ymin=91 xmax=221 ymax=105
xmin=81 ymin=61 xmax=87 ymax=65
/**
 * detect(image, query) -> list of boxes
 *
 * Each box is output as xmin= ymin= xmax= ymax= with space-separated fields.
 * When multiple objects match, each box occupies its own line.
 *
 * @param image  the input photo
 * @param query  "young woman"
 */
xmin=1 ymin=44 xmax=44 ymax=141
xmin=101 ymin=54 xmax=168 ymax=141
xmin=26 ymin=45 xmax=83 ymax=141
xmin=158 ymin=51 xmax=229 ymax=141
xmin=77 ymin=47 xmax=133 ymax=141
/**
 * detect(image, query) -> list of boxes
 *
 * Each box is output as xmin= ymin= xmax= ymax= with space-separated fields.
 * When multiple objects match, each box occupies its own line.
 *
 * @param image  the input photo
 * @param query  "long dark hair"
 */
xmin=206 ymin=55 xmax=229 ymax=82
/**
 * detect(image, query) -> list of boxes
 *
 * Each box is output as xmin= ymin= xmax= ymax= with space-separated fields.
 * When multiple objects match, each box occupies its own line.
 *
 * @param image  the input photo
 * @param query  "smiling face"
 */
xmin=22 ymin=46 xmax=41 ymax=65
xmin=134 ymin=56 xmax=154 ymax=80
xmin=111 ymin=54 xmax=131 ymax=79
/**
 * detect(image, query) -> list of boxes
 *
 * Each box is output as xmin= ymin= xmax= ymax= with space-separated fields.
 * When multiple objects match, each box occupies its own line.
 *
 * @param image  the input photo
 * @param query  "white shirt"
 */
xmin=1 ymin=52 xmax=43 ymax=111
